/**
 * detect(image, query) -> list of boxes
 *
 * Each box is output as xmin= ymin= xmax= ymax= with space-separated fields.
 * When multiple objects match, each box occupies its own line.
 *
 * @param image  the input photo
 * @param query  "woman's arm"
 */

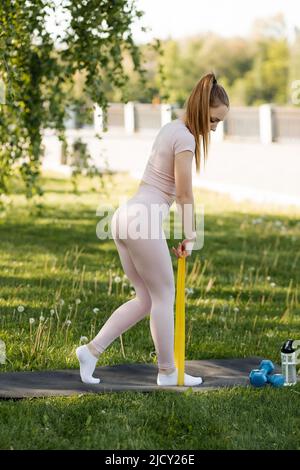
xmin=173 ymin=150 xmax=196 ymax=256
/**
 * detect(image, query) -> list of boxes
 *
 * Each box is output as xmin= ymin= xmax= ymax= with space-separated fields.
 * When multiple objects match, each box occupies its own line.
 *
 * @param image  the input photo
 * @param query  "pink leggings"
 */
xmin=90 ymin=184 xmax=176 ymax=370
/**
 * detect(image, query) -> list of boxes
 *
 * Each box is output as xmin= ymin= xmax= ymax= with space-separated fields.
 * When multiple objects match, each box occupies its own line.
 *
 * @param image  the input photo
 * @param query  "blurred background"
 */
xmin=41 ymin=0 xmax=300 ymax=207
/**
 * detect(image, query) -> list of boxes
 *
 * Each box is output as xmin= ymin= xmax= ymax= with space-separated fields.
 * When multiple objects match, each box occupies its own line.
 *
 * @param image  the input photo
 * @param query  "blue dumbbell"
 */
xmin=249 ymin=360 xmax=275 ymax=387
xmin=260 ymin=360 xmax=284 ymax=387
xmin=249 ymin=369 xmax=267 ymax=387
xmin=267 ymin=374 xmax=285 ymax=388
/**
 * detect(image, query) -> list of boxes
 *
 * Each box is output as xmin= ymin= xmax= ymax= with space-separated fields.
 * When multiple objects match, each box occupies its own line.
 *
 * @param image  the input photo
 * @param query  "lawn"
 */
xmin=0 ymin=170 xmax=299 ymax=450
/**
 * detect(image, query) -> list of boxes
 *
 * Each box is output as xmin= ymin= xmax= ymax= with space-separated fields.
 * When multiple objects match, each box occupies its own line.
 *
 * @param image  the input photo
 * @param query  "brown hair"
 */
xmin=182 ymin=72 xmax=229 ymax=174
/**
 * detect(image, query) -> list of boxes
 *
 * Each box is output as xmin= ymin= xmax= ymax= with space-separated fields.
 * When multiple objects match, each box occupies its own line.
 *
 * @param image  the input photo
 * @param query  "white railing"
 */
xmin=89 ymin=102 xmax=300 ymax=143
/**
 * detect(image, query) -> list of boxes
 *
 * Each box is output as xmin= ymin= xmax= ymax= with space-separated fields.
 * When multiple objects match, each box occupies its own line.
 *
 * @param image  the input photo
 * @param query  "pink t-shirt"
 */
xmin=140 ymin=118 xmax=196 ymax=202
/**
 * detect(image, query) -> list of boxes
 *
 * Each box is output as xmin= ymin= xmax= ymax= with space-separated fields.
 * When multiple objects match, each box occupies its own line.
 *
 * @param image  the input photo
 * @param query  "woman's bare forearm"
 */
xmin=175 ymin=195 xmax=196 ymax=240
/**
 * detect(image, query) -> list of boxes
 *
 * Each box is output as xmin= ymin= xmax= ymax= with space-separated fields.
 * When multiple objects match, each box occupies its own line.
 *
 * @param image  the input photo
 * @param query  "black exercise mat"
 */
xmin=0 ymin=357 xmax=282 ymax=399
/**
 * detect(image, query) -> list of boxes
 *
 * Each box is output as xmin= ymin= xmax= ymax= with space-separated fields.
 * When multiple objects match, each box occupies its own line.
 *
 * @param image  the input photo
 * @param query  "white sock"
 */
xmin=76 ymin=345 xmax=100 ymax=384
xmin=157 ymin=368 xmax=203 ymax=387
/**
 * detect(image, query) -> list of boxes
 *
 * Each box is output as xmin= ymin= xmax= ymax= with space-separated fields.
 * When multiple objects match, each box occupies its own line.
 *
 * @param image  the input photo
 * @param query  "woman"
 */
xmin=76 ymin=72 xmax=230 ymax=386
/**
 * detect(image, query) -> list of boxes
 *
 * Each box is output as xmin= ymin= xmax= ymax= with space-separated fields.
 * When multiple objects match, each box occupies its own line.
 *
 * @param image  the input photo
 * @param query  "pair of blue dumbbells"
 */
xmin=249 ymin=360 xmax=284 ymax=387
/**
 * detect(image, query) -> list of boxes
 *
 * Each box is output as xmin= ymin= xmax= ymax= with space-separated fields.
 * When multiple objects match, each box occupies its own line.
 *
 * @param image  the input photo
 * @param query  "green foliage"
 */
xmin=288 ymin=28 xmax=300 ymax=105
xmin=0 ymin=0 xmax=154 ymax=197
xmin=241 ymin=38 xmax=290 ymax=105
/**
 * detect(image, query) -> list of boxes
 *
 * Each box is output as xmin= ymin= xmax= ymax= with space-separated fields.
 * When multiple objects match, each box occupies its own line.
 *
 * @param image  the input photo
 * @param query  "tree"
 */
xmin=242 ymin=37 xmax=290 ymax=105
xmin=0 ymin=0 xmax=157 ymax=197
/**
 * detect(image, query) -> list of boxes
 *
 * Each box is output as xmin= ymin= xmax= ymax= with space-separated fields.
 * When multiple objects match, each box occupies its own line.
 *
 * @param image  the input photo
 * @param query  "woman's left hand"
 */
xmin=171 ymin=242 xmax=188 ymax=258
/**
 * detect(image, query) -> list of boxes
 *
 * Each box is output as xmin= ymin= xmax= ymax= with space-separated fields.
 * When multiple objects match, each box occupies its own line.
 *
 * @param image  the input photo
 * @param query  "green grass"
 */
xmin=0 ymin=170 xmax=300 ymax=450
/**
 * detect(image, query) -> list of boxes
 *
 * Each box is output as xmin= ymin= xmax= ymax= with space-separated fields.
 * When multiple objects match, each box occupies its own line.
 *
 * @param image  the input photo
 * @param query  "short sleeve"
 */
xmin=173 ymin=130 xmax=195 ymax=156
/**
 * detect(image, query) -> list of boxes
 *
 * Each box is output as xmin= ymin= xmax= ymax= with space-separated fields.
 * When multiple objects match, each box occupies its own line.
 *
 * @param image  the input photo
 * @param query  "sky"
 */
xmin=45 ymin=0 xmax=299 ymax=45
xmin=130 ymin=0 xmax=299 ymax=44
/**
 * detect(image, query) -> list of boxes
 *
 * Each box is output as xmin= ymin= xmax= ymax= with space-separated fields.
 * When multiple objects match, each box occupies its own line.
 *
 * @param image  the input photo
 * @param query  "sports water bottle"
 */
xmin=280 ymin=339 xmax=300 ymax=386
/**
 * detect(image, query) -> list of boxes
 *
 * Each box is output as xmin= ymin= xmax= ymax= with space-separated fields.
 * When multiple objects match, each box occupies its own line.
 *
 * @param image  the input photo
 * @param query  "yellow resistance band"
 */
xmin=174 ymin=255 xmax=186 ymax=385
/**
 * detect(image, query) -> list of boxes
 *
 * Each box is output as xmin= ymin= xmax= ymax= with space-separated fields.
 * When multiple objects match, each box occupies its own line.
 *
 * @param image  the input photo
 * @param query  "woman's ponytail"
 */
xmin=182 ymin=72 xmax=229 ymax=174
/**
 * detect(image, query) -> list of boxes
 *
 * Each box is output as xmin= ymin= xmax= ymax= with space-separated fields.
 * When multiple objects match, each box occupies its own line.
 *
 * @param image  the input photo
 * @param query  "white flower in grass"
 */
xmin=266 ymin=276 xmax=271 ymax=281
xmin=130 ymin=289 xmax=135 ymax=296
xmin=75 ymin=298 xmax=81 ymax=305
xmin=93 ymin=308 xmax=100 ymax=314
xmin=114 ymin=276 xmax=122 ymax=283
xmin=39 ymin=315 xmax=45 ymax=322
xmin=17 ymin=305 xmax=24 ymax=313
xmin=245 ymin=306 xmax=250 ymax=311
xmin=234 ymin=307 xmax=239 ymax=313
xmin=185 ymin=288 xmax=194 ymax=296
xmin=270 ymin=282 xmax=276 ymax=288
xmin=66 ymin=320 xmax=72 ymax=327
xmin=59 ymin=299 xmax=65 ymax=306
xmin=122 ymin=275 xmax=128 ymax=281
xmin=50 ymin=309 xmax=55 ymax=316
xmin=249 ymin=266 xmax=255 ymax=271
xmin=29 ymin=318 xmax=35 ymax=325
xmin=80 ymin=336 xmax=88 ymax=344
